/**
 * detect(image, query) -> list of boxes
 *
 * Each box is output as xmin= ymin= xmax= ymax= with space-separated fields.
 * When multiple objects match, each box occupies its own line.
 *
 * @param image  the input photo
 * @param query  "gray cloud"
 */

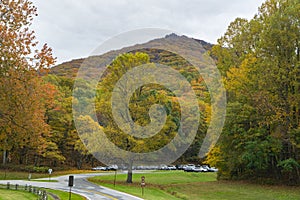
xmin=31 ymin=0 xmax=265 ymax=64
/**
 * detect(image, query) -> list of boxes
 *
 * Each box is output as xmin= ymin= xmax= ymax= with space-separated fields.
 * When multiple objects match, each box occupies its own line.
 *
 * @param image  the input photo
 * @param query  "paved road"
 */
xmin=0 ymin=172 xmax=143 ymax=200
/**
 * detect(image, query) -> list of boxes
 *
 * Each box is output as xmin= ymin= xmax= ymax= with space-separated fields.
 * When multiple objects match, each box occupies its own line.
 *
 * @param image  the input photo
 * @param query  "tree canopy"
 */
xmin=206 ymin=0 xmax=300 ymax=184
xmin=0 ymin=0 xmax=56 ymax=166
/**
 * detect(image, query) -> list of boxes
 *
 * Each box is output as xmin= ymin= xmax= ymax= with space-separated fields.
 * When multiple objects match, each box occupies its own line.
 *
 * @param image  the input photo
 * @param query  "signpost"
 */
xmin=113 ymin=170 xmax=117 ymax=187
xmin=141 ymin=176 xmax=146 ymax=196
xmin=68 ymin=175 xmax=74 ymax=200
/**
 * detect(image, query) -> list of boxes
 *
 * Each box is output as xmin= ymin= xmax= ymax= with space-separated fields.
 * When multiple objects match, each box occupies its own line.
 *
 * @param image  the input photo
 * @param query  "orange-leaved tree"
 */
xmin=0 ymin=0 xmax=57 ymax=166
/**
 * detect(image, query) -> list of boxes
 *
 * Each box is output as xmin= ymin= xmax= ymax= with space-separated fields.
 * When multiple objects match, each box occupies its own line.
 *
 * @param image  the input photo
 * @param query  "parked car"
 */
xmin=202 ymin=165 xmax=218 ymax=172
xmin=159 ymin=164 xmax=168 ymax=170
xmin=184 ymin=164 xmax=195 ymax=172
xmin=176 ymin=164 xmax=184 ymax=170
xmin=193 ymin=166 xmax=208 ymax=172
xmin=182 ymin=165 xmax=188 ymax=170
xmin=167 ymin=165 xmax=177 ymax=170
xmin=106 ymin=165 xmax=118 ymax=171
xmin=208 ymin=167 xmax=218 ymax=172
xmin=149 ymin=165 xmax=160 ymax=170
xmin=91 ymin=166 xmax=107 ymax=171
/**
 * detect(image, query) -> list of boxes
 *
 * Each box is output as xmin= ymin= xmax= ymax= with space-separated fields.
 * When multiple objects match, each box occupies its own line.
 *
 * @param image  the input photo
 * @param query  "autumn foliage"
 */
xmin=0 ymin=0 xmax=57 ymax=166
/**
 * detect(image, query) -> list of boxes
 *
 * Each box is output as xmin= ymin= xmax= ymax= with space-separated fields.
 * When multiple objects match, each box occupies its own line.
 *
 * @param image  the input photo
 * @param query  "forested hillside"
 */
xmin=1 ymin=5 xmax=212 ymax=171
xmin=47 ymin=43 xmax=213 ymax=168
xmin=49 ymin=35 xmax=212 ymax=79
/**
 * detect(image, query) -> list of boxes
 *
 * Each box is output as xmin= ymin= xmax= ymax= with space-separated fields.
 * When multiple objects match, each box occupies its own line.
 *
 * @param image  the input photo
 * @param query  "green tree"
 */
xmin=208 ymin=0 xmax=300 ymax=184
xmin=44 ymin=75 xmax=94 ymax=169
xmin=96 ymin=52 xmax=200 ymax=183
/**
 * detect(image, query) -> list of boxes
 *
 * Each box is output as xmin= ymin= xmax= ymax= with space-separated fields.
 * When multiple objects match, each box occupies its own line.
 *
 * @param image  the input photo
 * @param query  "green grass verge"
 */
xmin=91 ymin=170 xmax=216 ymax=184
xmin=88 ymin=171 xmax=300 ymax=200
xmin=168 ymin=181 xmax=300 ymax=200
xmin=100 ymin=182 xmax=181 ymax=200
xmin=46 ymin=189 xmax=87 ymax=200
xmin=0 ymin=188 xmax=37 ymax=200
xmin=0 ymin=186 xmax=86 ymax=200
xmin=0 ymin=169 xmax=98 ymax=180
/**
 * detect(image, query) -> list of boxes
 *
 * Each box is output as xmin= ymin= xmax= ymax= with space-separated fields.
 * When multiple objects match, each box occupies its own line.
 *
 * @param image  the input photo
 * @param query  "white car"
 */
xmin=107 ymin=165 xmax=118 ymax=171
xmin=202 ymin=165 xmax=218 ymax=172
xmin=160 ymin=164 xmax=168 ymax=170
xmin=209 ymin=167 xmax=218 ymax=172
xmin=167 ymin=165 xmax=177 ymax=170
xmin=92 ymin=166 xmax=107 ymax=171
xmin=193 ymin=166 xmax=208 ymax=172
xmin=183 ymin=164 xmax=196 ymax=172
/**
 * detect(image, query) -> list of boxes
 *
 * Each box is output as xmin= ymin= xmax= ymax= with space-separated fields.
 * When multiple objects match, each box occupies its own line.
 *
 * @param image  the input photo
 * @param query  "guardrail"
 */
xmin=0 ymin=182 xmax=48 ymax=200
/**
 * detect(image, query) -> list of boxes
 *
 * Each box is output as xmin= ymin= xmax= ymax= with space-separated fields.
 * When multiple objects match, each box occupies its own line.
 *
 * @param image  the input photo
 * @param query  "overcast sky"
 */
xmin=31 ymin=0 xmax=265 ymax=64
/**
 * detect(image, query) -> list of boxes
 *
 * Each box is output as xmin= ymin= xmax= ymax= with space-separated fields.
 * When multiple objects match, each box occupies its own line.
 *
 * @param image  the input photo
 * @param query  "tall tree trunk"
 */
xmin=2 ymin=150 xmax=6 ymax=165
xmin=2 ymin=137 xmax=8 ymax=165
xmin=91 ymin=157 xmax=94 ymax=167
xmin=126 ymin=160 xmax=133 ymax=183
xmin=34 ymin=154 xmax=39 ymax=166
xmin=76 ymin=157 xmax=83 ymax=170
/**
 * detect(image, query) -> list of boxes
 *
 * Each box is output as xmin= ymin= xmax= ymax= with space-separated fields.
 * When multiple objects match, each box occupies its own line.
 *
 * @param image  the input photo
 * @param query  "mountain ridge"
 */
xmin=49 ymin=34 xmax=214 ymax=78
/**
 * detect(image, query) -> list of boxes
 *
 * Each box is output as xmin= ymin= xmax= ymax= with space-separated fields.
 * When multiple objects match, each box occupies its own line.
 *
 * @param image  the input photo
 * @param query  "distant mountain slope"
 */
xmin=49 ymin=34 xmax=213 ymax=78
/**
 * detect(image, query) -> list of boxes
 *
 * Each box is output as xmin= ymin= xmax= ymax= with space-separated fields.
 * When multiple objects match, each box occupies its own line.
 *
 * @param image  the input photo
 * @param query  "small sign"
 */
xmin=141 ymin=176 xmax=146 ymax=187
xmin=141 ymin=176 xmax=146 ymax=196
xmin=68 ymin=175 xmax=74 ymax=187
xmin=68 ymin=175 xmax=74 ymax=200
xmin=48 ymin=168 xmax=53 ymax=174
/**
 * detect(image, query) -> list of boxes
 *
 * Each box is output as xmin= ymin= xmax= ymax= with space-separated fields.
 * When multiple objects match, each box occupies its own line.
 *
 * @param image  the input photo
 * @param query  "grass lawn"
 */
xmin=0 ymin=188 xmax=86 ymax=200
xmin=0 ymin=169 xmax=89 ymax=200
xmin=0 ymin=188 xmax=37 ymax=200
xmin=0 ymin=169 xmax=97 ymax=180
xmin=46 ymin=189 xmax=87 ymax=200
xmin=88 ymin=171 xmax=300 ymax=200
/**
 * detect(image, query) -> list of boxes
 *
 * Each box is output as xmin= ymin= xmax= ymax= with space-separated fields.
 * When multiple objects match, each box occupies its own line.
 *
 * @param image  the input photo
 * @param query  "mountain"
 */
xmin=49 ymin=34 xmax=213 ymax=78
